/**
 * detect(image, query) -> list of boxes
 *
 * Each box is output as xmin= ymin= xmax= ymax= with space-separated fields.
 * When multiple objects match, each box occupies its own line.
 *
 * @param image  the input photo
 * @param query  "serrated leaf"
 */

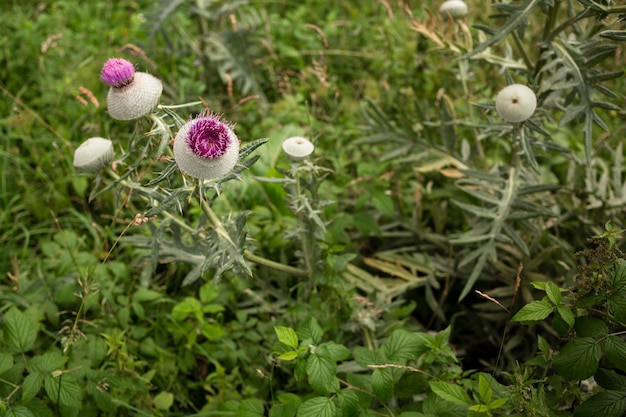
xmin=297 ymin=317 xmax=323 ymax=345
xmin=22 ymin=372 xmax=44 ymax=402
xmin=553 ymin=337 xmax=601 ymax=380
xmin=318 ymin=342 xmax=351 ymax=362
xmin=3 ymin=307 xmax=38 ymax=353
xmin=544 ymin=281 xmax=562 ymax=305
xmin=603 ymin=336 xmax=626 ymax=372
xmin=382 ymin=329 xmax=427 ymax=364
xmin=306 ymin=353 xmax=338 ymax=395
xmin=575 ymin=316 xmax=608 ymax=338
xmin=372 ymin=368 xmax=393 ymax=403
xmin=353 ymin=347 xmax=381 ymax=368
xmin=27 ymin=352 xmax=67 ymax=374
xmin=275 ymin=326 xmax=299 ymax=349
xmin=594 ymin=368 xmax=626 ymax=391
xmin=44 ymin=375 xmax=82 ymax=407
xmin=555 ymin=305 xmax=575 ymax=329
xmin=511 ymin=300 xmax=553 ymax=322
xmin=430 ymin=381 xmax=472 ymax=405
xmin=478 ymin=374 xmax=493 ymax=403
xmin=296 ymin=397 xmax=336 ymax=417
xmin=4 ymin=406 xmax=35 ymax=417
xmin=238 ymin=398 xmax=265 ymax=417
xmin=337 ymin=389 xmax=360 ymax=417
xmin=574 ymin=390 xmax=626 ymax=417
xmin=0 ymin=353 xmax=13 ymax=375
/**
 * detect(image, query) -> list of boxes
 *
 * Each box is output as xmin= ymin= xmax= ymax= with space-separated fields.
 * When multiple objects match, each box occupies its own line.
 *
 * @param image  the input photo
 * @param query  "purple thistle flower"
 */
xmin=99 ymin=57 xmax=163 ymax=120
xmin=173 ymin=111 xmax=240 ymax=180
xmin=187 ymin=115 xmax=231 ymax=159
xmin=100 ymin=58 xmax=135 ymax=88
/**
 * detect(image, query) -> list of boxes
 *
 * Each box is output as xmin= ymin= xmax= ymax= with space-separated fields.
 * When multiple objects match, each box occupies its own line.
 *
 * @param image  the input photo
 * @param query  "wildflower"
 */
xmin=100 ymin=58 xmax=162 ymax=120
xmin=282 ymin=137 xmax=314 ymax=162
xmin=73 ymin=137 xmax=114 ymax=173
xmin=495 ymin=84 xmax=537 ymax=123
xmin=173 ymin=111 xmax=240 ymax=180
xmin=439 ymin=0 xmax=468 ymax=19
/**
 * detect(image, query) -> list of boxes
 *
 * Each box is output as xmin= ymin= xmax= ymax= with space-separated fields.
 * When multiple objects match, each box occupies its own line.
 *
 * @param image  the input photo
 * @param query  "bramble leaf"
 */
xmin=574 ymin=390 xmax=626 ymax=417
xmin=430 ymin=381 xmax=472 ymax=405
xmin=297 ymin=317 xmax=323 ymax=345
xmin=511 ymin=300 xmax=553 ymax=322
xmin=296 ymin=397 xmax=336 ymax=417
xmin=553 ymin=337 xmax=601 ymax=380
xmin=3 ymin=307 xmax=38 ymax=353
xmin=372 ymin=368 xmax=393 ymax=403
xmin=275 ymin=326 xmax=299 ymax=349
xmin=603 ymin=336 xmax=626 ymax=372
xmin=382 ymin=329 xmax=427 ymax=364
xmin=306 ymin=353 xmax=339 ymax=395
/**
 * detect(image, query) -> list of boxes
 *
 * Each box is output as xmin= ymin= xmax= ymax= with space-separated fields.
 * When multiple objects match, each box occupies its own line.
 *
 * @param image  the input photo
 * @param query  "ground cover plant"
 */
xmin=1 ymin=0 xmax=625 ymax=416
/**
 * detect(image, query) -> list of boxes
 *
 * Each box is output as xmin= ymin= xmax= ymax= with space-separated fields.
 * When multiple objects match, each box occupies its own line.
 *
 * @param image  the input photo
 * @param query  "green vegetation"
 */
xmin=1 ymin=0 xmax=625 ymax=416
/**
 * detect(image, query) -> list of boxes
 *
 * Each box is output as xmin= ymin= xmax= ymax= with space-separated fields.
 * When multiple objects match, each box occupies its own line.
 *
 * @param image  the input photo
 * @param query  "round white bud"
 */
xmin=495 ymin=84 xmax=537 ymax=123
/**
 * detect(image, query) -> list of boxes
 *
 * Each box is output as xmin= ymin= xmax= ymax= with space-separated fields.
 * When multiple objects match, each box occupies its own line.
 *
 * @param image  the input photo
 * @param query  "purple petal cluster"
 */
xmin=100 ymin=58 xmax=135 ymax=88
xmin=186 ymin=113 xmax=232 ymax=159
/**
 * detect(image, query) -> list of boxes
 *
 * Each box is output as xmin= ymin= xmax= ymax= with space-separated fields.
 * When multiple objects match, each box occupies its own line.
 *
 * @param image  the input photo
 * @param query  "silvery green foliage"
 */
xmin=360 ymin=0 xmax=625 ymax=301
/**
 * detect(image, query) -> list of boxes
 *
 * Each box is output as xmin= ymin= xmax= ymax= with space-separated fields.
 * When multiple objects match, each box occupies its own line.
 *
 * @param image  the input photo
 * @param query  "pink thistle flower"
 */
xmin=173 ymin=111 xmax=240 ymax=180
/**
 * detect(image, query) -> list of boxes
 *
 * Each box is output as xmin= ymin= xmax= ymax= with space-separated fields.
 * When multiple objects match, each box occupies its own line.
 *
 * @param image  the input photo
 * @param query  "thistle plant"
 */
xmin=75 ymin=57 xmax=306 ymax=288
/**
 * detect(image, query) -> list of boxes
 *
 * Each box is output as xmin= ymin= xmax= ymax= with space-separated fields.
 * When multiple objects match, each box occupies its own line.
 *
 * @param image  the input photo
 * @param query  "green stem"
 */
xmin=292 ymin=164 xmax=316 ymax=275
xmin=106 ymin=169 xmax=309 ymax=277
xmin=157 ymin=101 xmax=204 ymax=110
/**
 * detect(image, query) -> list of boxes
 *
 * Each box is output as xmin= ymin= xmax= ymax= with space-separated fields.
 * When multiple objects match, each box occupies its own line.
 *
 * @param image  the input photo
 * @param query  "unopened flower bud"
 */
xmin=282 ymin=137 xmax=314 ymax=162
xmin=439 ymin=0 xmax=468 ymax=19
xmin=100 ymin=58 xmax=162 ymax=120
xmin=173 ymin=111 xmax=240 ymax=180
xmin=495 ymin=84 xmax=537 ymax=123
xmin=73 ymin=137 xmax=114 ymax=173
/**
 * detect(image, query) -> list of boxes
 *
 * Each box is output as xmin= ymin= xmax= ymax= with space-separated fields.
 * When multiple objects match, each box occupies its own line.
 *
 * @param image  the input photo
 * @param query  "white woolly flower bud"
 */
xmin=495 ymin=84 xmax=537 ymax=123
xmin=173 ymin=111 xmax=240 ymax=180
xmin=282 ymin=137 xmax=314 ymax=162
xmin=73 ymin=137 xmax=114 ymax=173
xmin=100 ymin=58 xmax=163 ymax=120
xmin=439 ymin=0 xmax=468 ymax=19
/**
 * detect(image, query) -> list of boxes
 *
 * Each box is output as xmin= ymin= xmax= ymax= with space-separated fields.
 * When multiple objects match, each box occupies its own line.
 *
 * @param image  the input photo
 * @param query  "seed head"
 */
xmin=439 ymin=0 xmax=468 ymax=19
xmin=282 ymin=137 xmax=315 ymax=161
xmin=73 ymin=137 xmax=114 ymax=173
xmin=495 ymin=84 xmax=537 ymax=123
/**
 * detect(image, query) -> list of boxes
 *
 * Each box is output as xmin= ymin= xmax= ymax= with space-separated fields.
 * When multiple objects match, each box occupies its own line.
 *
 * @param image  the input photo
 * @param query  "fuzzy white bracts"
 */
xmin=100 ymin=58 xmax=163 ymax=120
xmin=495 ymin=84 xmax=537 ymax=123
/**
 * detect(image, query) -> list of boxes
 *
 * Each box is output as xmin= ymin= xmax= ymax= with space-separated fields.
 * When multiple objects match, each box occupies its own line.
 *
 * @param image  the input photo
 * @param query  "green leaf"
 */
xmin=555 ymin=305 xmax=575 ymax=329
xmin=4 ymin=406 xmax=35 ymax=417
xmin=383 ymin=330 xmax=427 ymax=364
xmin=171 ymin=297 xmax=202 ymax=321
xmin=489 ymin=397 xmax=508 ymax=409
xmin=3 ymin=307 xmax=38 ymax=353
xmin=269 ymin=403 xmax=298 ymax=417
xmin=607 ymin=297 xmax=626 ymax=324
xmin=238 ymin=398 xmax=265 ymax=417
xmin=574 ymin=390 xmax=626 ymax=417
xmin=337 ymin=389 xmax=360 ymax=417
xmin=595 ymin=368 xmax=626 ymax=391
xmin=430 ymin=381 xmax=472 ymax=405
xmin=575 ymin=316 xmax=608 ymax=338
xmin=603 ymin=336 xmax=626 ymax=372
xmin=544 ymin=281 xmax=562 ymax=305
xmin=511 ymin=300 xmax=553 ymax=322
xmin=0 ymin=353 xmax=14 ymax=375
xmin=44 ymin=375 xmax=82 ymax=407
xmin=275 ymin=326 xmax=299 ymax=349
xmin=27 ymin=352 xmax=67 ymax=374
xmin=553 ymin=337 xmax=601 ymax=380
xmin=477 ymin=374 xmax=493 ymax=403
xmin=22 ymin=372 xmax=44 ymax=402
xmin=297 ymin=317 xmax=323 ymax=345
xmin=353 ymin=347 xmax=382 ymax=367
xmin=296 ymin=397 xmax=336 ymax=417
xmin=372 ymin=368 xmax=393 ymax=403
xmin=318 ymin=342 xmax=351 ymax=362
xmin=153 ymin=392 xmax=174 ymax=411
xmin=278 ymin=351 xmax=300 ymax=361
xmin=306 ymin=353 xmax=339 ymax=395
